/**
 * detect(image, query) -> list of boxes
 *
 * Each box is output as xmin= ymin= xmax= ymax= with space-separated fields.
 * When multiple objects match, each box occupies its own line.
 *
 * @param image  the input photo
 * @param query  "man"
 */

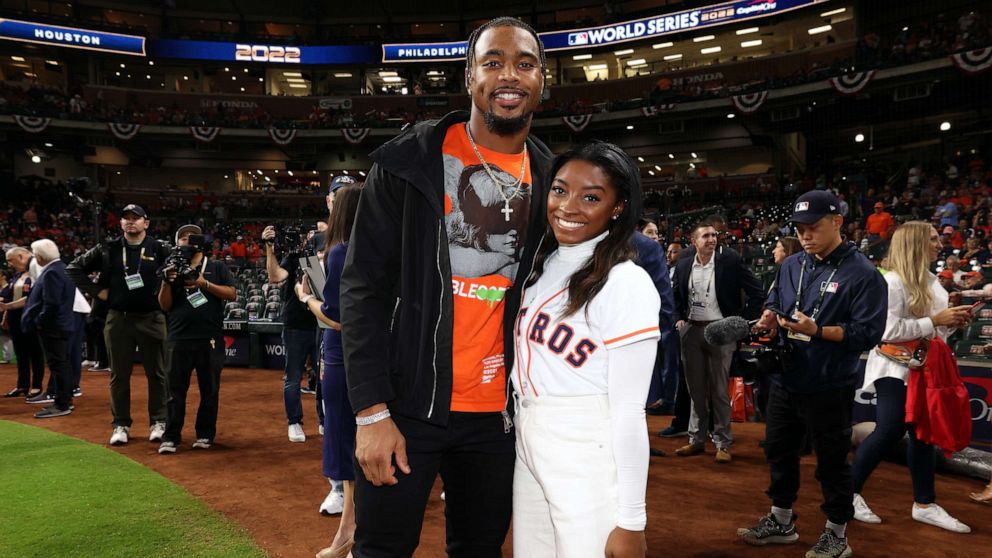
xmin=0 ymin=247 xmax=45 ymax=397
xmin=341 ymin=17 xmax=552 ymax=557
xmin=945 ymin=254 xmax=965 ymax=286
xmin=261 ymin=222 xmax=319 ymax=443
xmin=156 ymin=225 xmax=236 ymax=454
xmin=739 ymin=190 xmax=886 ymax=558
xmin=21 ymin=239 xmax=75 ymax=418
xmin=937 ymin=270 xmax=958 ymax=293
xmin=665 ymin=242 xmax=681 ymax=281
xmin=67 ymin=204 xmax=170 ymax=445
xmin=633 ymin=232 xmax=676 ymax=419
xmin=936 ymin=196 xmax=958 ymax=229
xmin=865 ymin=202 xmax=893 ymax=243
xmin=658 ymin=241 xmax=690 ymax=438
xmin=671 ymin=221 xmax=764 ymax=463
xmin=228 ymin=236 xmax=247 ymax=267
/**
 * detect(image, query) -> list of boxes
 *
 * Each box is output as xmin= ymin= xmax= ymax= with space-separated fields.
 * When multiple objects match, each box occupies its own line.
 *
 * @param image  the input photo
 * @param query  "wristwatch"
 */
xmin=814 ymin=324 xmax=823 ymax=339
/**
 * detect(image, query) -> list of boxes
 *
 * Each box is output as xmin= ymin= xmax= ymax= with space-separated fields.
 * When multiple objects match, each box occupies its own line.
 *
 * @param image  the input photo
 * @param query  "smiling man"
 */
xmin=340 ymin=17 xmax=553 ymax=558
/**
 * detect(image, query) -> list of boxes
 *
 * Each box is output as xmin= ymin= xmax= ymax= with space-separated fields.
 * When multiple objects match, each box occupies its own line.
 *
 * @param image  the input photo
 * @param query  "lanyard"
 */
xmin=794 ymin=254 xmax=848 ymax=319
xmin=122 ymin=244 xmax=145 ymax=276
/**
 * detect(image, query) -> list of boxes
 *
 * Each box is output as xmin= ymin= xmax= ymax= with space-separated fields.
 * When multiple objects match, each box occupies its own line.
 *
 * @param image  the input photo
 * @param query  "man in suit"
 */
xmin=22 ymin=239 xmax=76 ymax=419
xmin=672 ymin=219 xmax=764 ymax=463
xmin=632 ymin=232 xmax=676 ymax=420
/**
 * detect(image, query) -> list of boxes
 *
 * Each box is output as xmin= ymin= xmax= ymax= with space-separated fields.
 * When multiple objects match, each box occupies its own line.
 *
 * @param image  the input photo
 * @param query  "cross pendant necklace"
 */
xmin=501 ymin=201 xmax=513 ymax=222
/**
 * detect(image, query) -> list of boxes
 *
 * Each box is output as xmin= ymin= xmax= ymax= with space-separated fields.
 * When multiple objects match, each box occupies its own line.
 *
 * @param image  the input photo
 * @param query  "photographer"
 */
xmin=67 ymin=204 xmax=171 ymax=446
xmin=262 ymin=223 xmax=319 ymax=443
xmin=738 ymin=191 xmax=887 ymax=558
xmin=156 ymin=224 xmax=236 ymax=454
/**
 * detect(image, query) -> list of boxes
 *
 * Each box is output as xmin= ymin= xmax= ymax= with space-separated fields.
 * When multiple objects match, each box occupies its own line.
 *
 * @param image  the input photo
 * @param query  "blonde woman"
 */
xmin=850 ymin=222 xmax=974 ymax=532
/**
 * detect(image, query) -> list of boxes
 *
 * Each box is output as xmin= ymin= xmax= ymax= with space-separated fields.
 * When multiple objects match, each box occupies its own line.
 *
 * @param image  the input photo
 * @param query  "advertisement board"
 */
xmin=0 ymin=17 xmax=146 ymax=56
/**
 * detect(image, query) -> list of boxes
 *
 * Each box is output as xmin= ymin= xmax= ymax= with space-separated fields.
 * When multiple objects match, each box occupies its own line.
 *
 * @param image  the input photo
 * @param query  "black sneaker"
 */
xmin=657 ymin=425 xmax=688 ymax=438
xmin=300 ymin=386 xmax=317 ymax=395
xmin=35 ymin=405 xmax=72 ymax=419
xmin=26 ymin=392 xmax=54 ymax=405
xmin=737 ymin=513 xmax=800 ymax=546
xmin=805 ymin=529 xmax=852 ymax=558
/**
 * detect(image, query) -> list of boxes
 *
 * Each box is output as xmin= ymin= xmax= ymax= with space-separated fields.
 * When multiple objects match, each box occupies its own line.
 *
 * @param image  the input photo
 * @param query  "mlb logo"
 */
xmin=825 ymin=282 xmax=839 ymax=293
xmin=795 ymin=202 xmax=809 ymax=211
xmin=568 ymin=32 xmax=589 ymax=46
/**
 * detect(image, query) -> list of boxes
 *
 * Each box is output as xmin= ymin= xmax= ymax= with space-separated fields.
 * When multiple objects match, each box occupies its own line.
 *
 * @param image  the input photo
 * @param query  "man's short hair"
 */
xmin=465 ymin=17 xmax=547 ymax=73
xmin=31 ymin=239 xmax=60 ymax=262
xmin=691 ymin=220 xmax=717 ymax=238
xmin=4 ymin=246 xmax=30 ymax=259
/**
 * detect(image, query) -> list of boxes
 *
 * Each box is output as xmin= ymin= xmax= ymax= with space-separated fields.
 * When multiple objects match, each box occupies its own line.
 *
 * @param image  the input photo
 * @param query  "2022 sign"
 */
xmin=235 ymin=44 xmax=301 ymax=63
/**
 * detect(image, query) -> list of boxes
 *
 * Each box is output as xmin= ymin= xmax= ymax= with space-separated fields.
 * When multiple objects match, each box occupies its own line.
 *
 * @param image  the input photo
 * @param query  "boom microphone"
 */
xmin=703 ymin=316 xmax=752 ymax=345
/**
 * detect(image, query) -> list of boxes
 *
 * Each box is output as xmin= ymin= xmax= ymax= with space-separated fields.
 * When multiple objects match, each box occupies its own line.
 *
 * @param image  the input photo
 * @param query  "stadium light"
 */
xmin=940 ymin=121 xmax=951 ymax=131
xmin=736 ymin=28 xmax=759 ymax=35
xmin=691 ymin=152 xmax=698 ymax=158
xmin=626 ymin=59 xmax=646 ymax=66
xmin=741 ymin=40 xmax=763 ymax=48
xmin=821 ymin=8 xmax=846 ymax=17
xmin=614 ymin=49 xmax=634 ymax=56
xmin=573 ymin=54 xmax=592 ymax=60
xmin=855 ymin=133 xmax=865 ymax=143
xmin=653 ymin=42 xmax=673 ymax=49
xmin=11 ymin=55 xmax=25 ymax=61
xmin=701 ymin=46 xmax=721 ymax=54
xmin=693 ymin=35 xmax=715 ymax=42
xmin=727 ymin=113 xmax=735 ymax=119
xmin=31 ymin=155 xmax=41 ymax=164
xmin=668 ymin=153 xmax=675 ymax=159
xmin=664 ymin=54 xmax=682 ymax=61
xmin=808 ymin=25 xmax=832 ymax=35
xmin=637 ymin=156 xmax=645 ymax=162
xmin=627 ymin=125 xmax=634 ymax=130
xmin=588 ymin=64 xmax=608 ymax=70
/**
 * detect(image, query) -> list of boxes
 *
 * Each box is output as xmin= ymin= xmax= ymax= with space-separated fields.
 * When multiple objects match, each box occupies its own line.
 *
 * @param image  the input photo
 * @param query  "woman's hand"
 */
xmin=605 ymin=527 xmax=645 ymax=558
xmin=932 ymin=305 xmax=973 ymax=328
xmin=294 ymin=280 xmax=311 ymax=302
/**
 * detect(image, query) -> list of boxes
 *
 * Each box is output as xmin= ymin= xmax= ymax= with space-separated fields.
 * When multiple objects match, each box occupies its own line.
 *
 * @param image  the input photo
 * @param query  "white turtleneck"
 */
xmin=512 ymin=231 xmax=660 ymax=530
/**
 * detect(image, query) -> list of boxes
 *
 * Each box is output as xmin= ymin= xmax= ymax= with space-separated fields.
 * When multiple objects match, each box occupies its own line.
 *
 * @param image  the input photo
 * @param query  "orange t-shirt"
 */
xmin=866 ymin=212 xmax=894 ymax=238
xmin=442 ymin=123 xmax=532 ymax=412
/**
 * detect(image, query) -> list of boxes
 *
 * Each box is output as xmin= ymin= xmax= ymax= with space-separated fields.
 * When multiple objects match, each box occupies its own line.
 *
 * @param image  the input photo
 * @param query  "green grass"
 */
xmin=0 ymin=420 xmax=267 ymax=558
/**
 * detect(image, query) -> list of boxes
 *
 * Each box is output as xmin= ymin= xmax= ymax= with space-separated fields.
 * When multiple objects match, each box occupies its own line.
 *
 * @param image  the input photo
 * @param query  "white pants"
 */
xmin=513 ymin=394 xmax=618 ymax=558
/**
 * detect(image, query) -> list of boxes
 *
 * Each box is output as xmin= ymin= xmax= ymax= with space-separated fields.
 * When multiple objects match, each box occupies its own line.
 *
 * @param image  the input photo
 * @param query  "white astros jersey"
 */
xmin=512 ymin=260 xmax=661 ymax=398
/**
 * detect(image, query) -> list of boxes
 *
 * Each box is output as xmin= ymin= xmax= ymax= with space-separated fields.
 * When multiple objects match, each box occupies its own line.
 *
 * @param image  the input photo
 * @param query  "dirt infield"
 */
xmin=2 ymin=363 xmax=988 ymax=558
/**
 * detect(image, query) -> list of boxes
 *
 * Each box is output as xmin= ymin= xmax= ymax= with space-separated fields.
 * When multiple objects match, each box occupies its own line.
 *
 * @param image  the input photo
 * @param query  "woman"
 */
xmin=851 ymin=222 xmax=974 ymax=533
xmin=512 ymin=141 xmax=660 ymax=558
xmin=638 ymin=218 xmax=659 ymax=242
xmin=772 ymin=237 xmax=802 ymax=265
xmin=296 ymin=184 xmax=361 ymax=558
xmin=1 ymin=247 xmax=45 ymax=397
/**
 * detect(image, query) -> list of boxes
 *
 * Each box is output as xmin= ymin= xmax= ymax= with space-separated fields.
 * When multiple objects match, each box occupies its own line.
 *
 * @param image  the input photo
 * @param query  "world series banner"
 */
xmin=13 ymin=115 xmax=51 ymax=133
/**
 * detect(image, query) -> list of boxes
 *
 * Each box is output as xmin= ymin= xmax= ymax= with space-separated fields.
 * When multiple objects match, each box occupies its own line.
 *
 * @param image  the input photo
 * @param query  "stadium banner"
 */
xmin=268 ymin=127 xmax=297 ymax=146
xmin=730 ymin=90 xmax=769 ymax=114
xmin=13 ymin=115 xmax=51 ymax=133
xmin=223 ymin=334 xmax=250 ymax=367
xmin=190 ymin=126 xmax=222 ymax=143
xmin=318 ymin=97 xmax=353 ymax=110
xmin=382 ymin=0 xmax=828 ymax=62
xmin=148 ymin=39 xmax=376 ymax=64
xmin=950 ymin=47 xmax=992 ymax=75
xmin=107 ymin=122 xmax=141 ymax=141
xmin=828 ymin=70 xmax=876 ymax=95
xmin=562 ymin=114 xmax=593 ymax=133
xmin=342 ymin=127 xmax=371 ymax=144
xmin=0 ymin=18 xmax=146 ymax=56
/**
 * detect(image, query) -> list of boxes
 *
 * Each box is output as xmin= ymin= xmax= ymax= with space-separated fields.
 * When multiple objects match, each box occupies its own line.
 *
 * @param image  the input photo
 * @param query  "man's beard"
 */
xmin=483 ymin=108 xmax=532 ymax=136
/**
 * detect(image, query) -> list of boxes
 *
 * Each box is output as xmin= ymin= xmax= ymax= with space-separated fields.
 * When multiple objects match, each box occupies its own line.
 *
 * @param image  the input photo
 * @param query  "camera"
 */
xmin=266 ymin=224 xmax=316 ymax=257
xmin=158 ymin=234 xmax=206 ymax=283
xmin=732 ymin=333 xmax=789 ymax=382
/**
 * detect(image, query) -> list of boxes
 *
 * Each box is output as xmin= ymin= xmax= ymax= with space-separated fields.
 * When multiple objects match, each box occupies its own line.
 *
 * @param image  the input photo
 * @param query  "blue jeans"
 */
xmin=851 ymin=377 xmax=936 ymax=504
xmin=282 ymin=328 xmax=318 ymax=425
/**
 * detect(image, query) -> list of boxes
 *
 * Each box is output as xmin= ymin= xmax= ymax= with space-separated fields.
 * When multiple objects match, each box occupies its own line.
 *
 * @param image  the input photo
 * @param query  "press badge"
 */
xmin=124 ymin=273 xmax=145 ymax=290
xmin=787 ymin=330 xmax=812 ymax=342
xmin=691 ymin=301 xmax=708 ymax=309
xmin=187 ymin=290 xmax=208 ymax=308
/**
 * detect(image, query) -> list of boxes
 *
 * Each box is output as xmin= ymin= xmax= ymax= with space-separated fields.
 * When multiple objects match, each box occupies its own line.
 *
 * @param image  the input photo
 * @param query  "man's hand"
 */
xmin=355 ymin=404 xmax=410 ymax=486
xmin=605 ymin=527 xmax=646 ymax=558
xmin=675 ymin=320 xmax=686 ymax=331
xmin=261 ymin=226 xmax=276 ymax=244
xmin=779 ymin=310 xmax=816 ymax=337
xmin=753 ymin=309 xmax=780 ymax=337
xmin=97 ymin=288 xmax=109 ymax=301
xmin=0 ymin=302 xmax=7 ymax=312
xmin=190 ymin=271 xmax=206 ymax=289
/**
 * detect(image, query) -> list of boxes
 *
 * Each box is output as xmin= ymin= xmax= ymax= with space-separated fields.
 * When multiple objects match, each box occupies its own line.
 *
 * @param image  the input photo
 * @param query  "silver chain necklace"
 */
xmin=465 ymin=123 xmax=529 ymax=222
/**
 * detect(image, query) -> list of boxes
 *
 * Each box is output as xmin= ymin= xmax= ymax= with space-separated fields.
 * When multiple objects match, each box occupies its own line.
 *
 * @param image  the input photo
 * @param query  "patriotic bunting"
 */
xmin=950 ymin=47 xmax=992 ymax=75
xmin=107 ymin=122 xmax=141 ymax=141
xmin=561 ymin=114 xmax=593 ymax=133
xmin=190 ymin=126 xmax=222 ymax=143
xmin=13 ymin=115 xmax=51 ymax=133
xmin=828 ymin=70 xmax=876 ymax=96
xmin=268 ymin=128 xmax=298 ymax=146
xmin=341 ymin=127 xmax=370 ymax=145
xmin=730 ymin=91 xmax=769 ymax=114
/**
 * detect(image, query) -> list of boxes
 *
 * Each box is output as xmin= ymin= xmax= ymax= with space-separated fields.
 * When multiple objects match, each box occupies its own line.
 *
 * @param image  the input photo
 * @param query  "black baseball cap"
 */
xmin=121 ymin=204 xmax=147 ymax=218
xmin=789 ymin=191 xmax=841 ymax=225
xmin=329 ymin=174 xmax=358 ymax=194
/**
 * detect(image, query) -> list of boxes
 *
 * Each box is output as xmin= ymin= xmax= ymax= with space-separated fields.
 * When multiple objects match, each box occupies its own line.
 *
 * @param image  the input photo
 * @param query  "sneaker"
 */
xmin=109 ymin=426 xmax=130 ymax=445
xmin=89 ymin=363 xmax=110 ymax=372
xmin=675 ymin=443 xmax=705 ymax=457
xmin=149 ymin=422 xmax=166 ymax=442
xmin=81 ymin=360 xmax=95 ymax=367
xmin=715 ymin=448 xmax=732 ymax=463
xmin=658 ymin=425 xmax=688 ymax=438
xmin=319 ymin=488 xmax=344 ymax=515
xmin=191 ymin=438 xmax=212 ymax=449
xmin=911 ymin=503 xmax=971 ymax=533
xmin=301 ymin=386 xmax=317 ymax=395
xmin=288 ymin=423 xmax=306 ymax=442
xmin=805 ymin=529 xmax=852 ymax=558
xmin=319 ymin=424 xmax=324 ymax=436
xmin=26 ymin=392 xmax=54 ymax=405
xmin=853 ymin=493 xmax=881 ymax=524
xmin=34 ymin=405 xmax=72 ymax=419
xmin=73 ymin=387 xmax=82 ymax=397
xmin=158 ymin=441 xmax=177 ymax=454
xmin=737 ymin=513 xmax=800 ymax=546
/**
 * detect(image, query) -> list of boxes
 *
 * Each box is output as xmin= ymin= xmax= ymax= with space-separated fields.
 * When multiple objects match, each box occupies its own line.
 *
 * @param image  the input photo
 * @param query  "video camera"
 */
xmin=733 ymin=332 xmax=789 ymax=382
xmin=266 ymin=223 xmax=317 ymax=257
xmin=158 ymin=234 xmax=207 ymax=283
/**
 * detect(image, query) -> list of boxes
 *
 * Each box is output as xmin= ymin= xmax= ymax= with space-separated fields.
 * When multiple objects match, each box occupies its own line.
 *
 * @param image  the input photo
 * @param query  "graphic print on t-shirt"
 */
xmin=443 ymin=123 xmax=531 ymax=412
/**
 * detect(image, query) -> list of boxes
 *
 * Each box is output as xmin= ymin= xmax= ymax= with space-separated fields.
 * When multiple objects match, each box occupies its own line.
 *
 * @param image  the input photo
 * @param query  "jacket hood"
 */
xmin=369 ymin=110 xmax=554 ymax=217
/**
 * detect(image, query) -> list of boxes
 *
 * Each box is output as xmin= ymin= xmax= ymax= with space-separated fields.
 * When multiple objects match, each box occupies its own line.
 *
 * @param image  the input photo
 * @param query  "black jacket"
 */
xmin=672 ymin=248 xmax=765 ymax=323
xmin=66 ymin=235 xmax=169 ymax=313
xmin=340 ymin=111 xmax=553 ymax=426
xmin=22 ymin=260 xmax=75 ymax=335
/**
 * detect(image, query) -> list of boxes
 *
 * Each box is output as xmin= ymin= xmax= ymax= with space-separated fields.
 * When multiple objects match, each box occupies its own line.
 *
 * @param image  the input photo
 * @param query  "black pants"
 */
xmin=669 ymin=362 xmax=691 ymax=430
xmin=38 ymin=331 xmax=72 ymax=409
xmin=851 ymin=377 xmax=936 ymax=503
xmin=163 ymin=339 xmax=224 ymax=444
xmin=10 ymin=311 xmax=45 ymax=390
xmin=353 ymin=412 xmax=515 ymax=558
xmin=85 ymin=316 xmax=108 ymax=364
xmin=764 ymin=383 xmax=855 ymax=525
